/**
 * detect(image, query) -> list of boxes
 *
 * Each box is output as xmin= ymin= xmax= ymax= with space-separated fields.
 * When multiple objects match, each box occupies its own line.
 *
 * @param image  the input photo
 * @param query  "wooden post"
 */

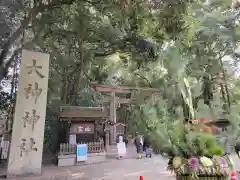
xmin=110 ymin=92 xmax=117 ymax=144
xmin=105 ymin=131 xmax=110 ymax=149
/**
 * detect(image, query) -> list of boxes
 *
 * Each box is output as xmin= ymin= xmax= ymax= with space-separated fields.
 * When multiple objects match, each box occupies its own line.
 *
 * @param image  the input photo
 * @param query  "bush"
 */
xmin=142 ymin=122 xmax=225 ymax=158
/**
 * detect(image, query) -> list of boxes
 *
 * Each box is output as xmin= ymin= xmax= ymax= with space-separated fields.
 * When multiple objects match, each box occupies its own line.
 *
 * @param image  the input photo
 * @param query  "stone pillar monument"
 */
xmin=7 ymin=50 xmax=49 ymax=177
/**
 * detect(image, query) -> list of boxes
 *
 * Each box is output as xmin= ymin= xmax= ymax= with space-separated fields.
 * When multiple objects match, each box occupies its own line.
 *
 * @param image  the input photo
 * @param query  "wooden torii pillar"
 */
xmin=95 ymin=85 xmax=131 ymax=144
xmin=110 ymin=91 xmax=117 ymax=144
xmin=95 ymin=84 xmax=161 ymax=144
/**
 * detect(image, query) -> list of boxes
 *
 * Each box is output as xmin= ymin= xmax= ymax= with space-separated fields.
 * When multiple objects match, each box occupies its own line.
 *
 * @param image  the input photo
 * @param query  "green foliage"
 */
xmin=2 ymin=0 xmax=240 ymax=155
xmin=129 ymin=0 xmax=240 ymax=159
xmin=0 ymin=91 xmax=11 ymax=110
xmin=133 ymin=99 xmax=226 ymax=158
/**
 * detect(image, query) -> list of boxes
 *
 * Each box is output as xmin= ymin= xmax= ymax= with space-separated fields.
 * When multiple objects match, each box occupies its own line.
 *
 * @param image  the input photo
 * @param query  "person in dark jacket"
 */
xmin=124 ymin=136 xmax=128 ymax=148
xmin=143 ymin=136 xmax=150 ymax=152
xmin=235 ymin=141 xmax=240 ymax=158
xmin=134 ymin=132 xmax=143 ymax=159
xmin=143 ymin=136 xmax=152 ymax=157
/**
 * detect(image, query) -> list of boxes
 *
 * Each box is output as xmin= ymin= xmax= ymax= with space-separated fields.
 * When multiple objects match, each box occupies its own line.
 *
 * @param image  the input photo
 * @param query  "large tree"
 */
xmin=2 ymin=0 xmax=239 ymax=152
xmin=0 ymin=0 xmax=193 ymax=81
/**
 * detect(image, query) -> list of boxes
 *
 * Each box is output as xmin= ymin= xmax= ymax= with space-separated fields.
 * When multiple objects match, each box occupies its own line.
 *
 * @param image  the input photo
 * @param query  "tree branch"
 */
xmin=0 ymin=0 xmax=77 ymax=81
xmin=134 ymin=72 xmax=153 ymax=88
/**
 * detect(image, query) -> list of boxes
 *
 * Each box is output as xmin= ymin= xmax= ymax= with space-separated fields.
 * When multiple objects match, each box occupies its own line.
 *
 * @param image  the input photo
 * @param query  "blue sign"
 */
xmin=76 ymin=144 xmax=87 ymax=162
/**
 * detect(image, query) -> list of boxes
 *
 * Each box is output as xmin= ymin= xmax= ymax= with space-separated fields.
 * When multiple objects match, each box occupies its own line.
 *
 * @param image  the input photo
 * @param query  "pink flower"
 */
xmin=188 ymin=157 xmax=200 ymax=170
xmin=220 ymin=157 xmax=228 ymax=168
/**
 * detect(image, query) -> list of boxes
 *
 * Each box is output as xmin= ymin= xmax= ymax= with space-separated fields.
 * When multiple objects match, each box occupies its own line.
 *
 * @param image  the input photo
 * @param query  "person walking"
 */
xmin=116 ymin=135 xmax=126 ymax=159
xmin=123 ymin=135 xmax=128 ymax=148
xmin=134 ymin=132 xmax=143 ymax=159
xmin=143 ymin=136 xmax=150 ymax=152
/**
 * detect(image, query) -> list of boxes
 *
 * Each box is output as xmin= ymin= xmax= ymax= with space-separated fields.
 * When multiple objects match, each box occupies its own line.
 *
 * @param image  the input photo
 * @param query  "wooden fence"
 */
xmin=59 ymin=141 xmax=104 ymax=155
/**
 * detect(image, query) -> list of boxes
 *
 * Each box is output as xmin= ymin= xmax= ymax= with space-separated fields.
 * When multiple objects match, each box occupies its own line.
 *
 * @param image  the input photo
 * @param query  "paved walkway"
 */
xmin=2 ymin=145 xmax=240 ymax=180
xmin=69 ymin=156 xmax=173 ymax=180
xmin=68 ymin=145 xmax=174 ymax=180
xmin=67 ymin=145 xmax=240 ymax=180
xmin=0 ymin=145 xmax=173 ymax=180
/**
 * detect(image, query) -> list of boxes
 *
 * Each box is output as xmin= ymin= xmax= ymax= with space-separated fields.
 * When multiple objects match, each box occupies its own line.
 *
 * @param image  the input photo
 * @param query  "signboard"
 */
xmin=70 ymin=123 xmax=94 ymax=134
xmin=76 ymin=144 xmax=87 ymax=162
xmin=191 ymin=118 xmax=218 ymax=134
xmin=116 ymin=123 xmax=125 ymax=135
xmin=69 ymin=134 xmax=76 ymax=145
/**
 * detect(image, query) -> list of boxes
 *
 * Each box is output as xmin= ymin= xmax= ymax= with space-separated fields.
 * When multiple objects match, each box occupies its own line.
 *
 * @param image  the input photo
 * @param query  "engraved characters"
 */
xmin=20 ymin=138 xmax=38 ymax=157
xmin=26 ymin=59 xmax=45 ymax=78
xmin=19 ymin=57 xmax=46 ymax=157
xmin=76 ymin=125 xmax=92 ymax=133
xmin=22 ymin=109 xmax=40 ymax=131
xmin=77 ymin=126 xmax=83 ymax=132
xmin=24 ymin=83 xmax=42 ymax=104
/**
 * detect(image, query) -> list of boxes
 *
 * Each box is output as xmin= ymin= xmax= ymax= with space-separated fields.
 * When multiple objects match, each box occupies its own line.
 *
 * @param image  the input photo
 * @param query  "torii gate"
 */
xmin=95 ymin=84 xmax=161 ymax=144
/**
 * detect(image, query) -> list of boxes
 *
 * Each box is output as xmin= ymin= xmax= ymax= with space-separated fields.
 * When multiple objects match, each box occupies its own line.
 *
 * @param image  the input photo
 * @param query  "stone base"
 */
xmin=58 ymin=154 xmax=76 ymax=167
xmin=76 ymin=152 xmax=106 ymax=165
xmin=7 ymin=173 xmax=42 ymax=179
xmin=58 ymin=152 xmax=106 ymax=167
xmin=6 ymin=167 xmax=72 ymax=180
xmin=7 ymin=168 xmax=41 ymax=179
